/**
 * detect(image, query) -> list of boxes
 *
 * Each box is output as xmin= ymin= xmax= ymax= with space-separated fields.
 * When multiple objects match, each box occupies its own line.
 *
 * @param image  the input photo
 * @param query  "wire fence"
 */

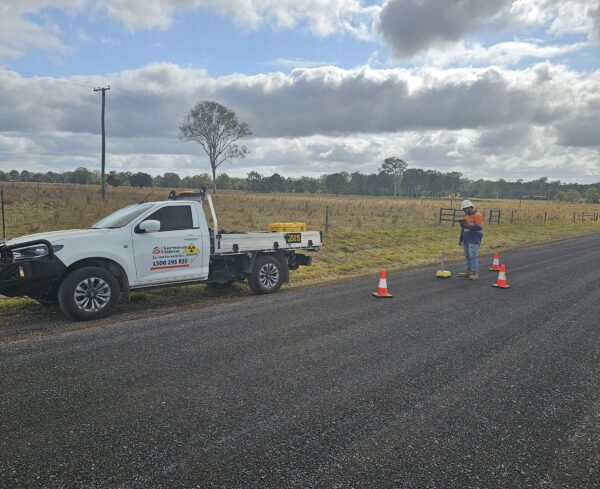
xmin=0 ymin=182 xmax=599 ymax=240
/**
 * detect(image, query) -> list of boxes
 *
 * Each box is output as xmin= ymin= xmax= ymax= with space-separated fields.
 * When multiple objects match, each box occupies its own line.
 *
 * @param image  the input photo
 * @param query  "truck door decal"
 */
xmin=151 ymin=243 xmax=200 ymax=271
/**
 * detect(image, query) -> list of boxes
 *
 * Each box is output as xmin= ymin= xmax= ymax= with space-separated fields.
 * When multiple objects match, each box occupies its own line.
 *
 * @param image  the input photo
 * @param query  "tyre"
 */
xmin=58 ymin=266 xmax=120 ymax=321
xmin=248 ymin=255 xmax=284 ymax=295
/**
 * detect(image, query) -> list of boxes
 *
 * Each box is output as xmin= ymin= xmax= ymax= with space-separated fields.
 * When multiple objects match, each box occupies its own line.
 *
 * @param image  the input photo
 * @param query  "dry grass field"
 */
xmin=1 ymin=181 xmax=599 ymax=325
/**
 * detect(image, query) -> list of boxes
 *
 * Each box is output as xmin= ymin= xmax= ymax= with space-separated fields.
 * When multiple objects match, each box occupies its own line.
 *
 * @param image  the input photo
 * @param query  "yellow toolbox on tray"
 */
xmin=268 ymin=222 xmax=307 ymax=233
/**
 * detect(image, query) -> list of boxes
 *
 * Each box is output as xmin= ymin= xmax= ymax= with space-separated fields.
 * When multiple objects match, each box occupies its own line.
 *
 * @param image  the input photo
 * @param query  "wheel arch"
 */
xmin=62 ymin=257 xmax=130 ymax=294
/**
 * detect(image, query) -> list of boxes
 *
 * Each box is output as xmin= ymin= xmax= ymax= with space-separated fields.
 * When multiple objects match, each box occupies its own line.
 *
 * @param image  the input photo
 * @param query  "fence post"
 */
xmin=544 ymin=212 xmax=547 ymax=223
xmin=325 ymin=205 xmax=330 ymax=233
xmin=573 ymin=212 xmax=576 ymax=222
xmin=510 ymin=210 xmax=514 ymax=224
xmin=439 ymin=208 xmax=442 ymax=225
xmin=305 ymin=200 xmax=309 ymax=215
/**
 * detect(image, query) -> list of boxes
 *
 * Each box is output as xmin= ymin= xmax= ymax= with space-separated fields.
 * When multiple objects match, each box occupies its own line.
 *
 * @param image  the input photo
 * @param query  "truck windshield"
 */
xmin=92 ymin=204 xmax=154 ymax=229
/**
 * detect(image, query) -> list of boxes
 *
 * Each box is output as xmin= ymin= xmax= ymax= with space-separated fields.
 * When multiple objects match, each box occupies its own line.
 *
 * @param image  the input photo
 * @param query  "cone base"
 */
xmin=372 ymin=292 xmax=393 ymax=298
xmin=491 ymin=284 xmax=511 ymax=288
xmin=489 ymin=267 xmax=501 ymax=271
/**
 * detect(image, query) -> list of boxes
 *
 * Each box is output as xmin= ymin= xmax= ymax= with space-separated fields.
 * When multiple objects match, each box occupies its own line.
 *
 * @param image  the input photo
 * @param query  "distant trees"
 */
xmin=129 ymin=172 xmax=153 ymax=188
xmin=247 ymin=171 xmax=263 ymax=192
xmin=584 ymin=187 xmax=599 ymax=203
xmin=179 ymin=101 xmax=252 ymax=193
xmin=3 ymin=165 xmax=600 ymax=203
xmin=324 ymin=173 xmax=348 ymax=197
xmin=556 ymin=191 xmax=567 ymax=202
xmin=70 ymin=167 xmax=97 ymax=185
xmin=380 ymin=157 xmax=407 ymax=196
xmin=157 ymin=172 xmax=181 ymax=188
xmin=107 ymin=171 xmax=129 ymax=187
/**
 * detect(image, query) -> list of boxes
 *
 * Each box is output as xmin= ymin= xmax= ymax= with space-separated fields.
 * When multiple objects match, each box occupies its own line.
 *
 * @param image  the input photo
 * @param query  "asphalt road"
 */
xmin=1 ymin=235 xmax=599 ymax=489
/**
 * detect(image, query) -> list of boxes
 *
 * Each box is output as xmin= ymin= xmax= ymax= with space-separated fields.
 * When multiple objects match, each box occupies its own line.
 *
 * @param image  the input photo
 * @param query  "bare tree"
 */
xmin=380 ymin=157 xmax=408 ymax=197
xmin=179 ymin=101 xmax=252 ymax=193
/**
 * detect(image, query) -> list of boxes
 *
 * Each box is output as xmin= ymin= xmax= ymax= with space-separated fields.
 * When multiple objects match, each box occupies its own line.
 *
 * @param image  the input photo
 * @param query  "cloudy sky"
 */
xmin=0 ymin=0 xmax=599 ymax=182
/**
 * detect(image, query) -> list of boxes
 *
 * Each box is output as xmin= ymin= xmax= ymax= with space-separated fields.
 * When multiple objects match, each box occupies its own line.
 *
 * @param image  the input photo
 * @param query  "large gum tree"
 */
xmin=179 ymin=101 xmax=252 ymax=193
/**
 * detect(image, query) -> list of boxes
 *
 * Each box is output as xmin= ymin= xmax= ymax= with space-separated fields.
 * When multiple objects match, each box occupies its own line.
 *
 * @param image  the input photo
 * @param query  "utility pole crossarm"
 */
xmin=94 ymin=86 xmax=110 ymax=200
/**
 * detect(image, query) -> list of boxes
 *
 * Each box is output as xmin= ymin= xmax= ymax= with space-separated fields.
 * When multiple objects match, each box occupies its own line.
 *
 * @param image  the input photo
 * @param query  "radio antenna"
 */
xmin=138 ymin=192 xmax=153 ymax=204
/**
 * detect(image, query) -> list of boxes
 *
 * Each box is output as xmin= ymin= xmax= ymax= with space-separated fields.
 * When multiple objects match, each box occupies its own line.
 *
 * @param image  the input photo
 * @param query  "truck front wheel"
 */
xmin=248 ymin=255 xmax=284 ymax=295
xmin=58 ymin=266 xmax=121 ymax=321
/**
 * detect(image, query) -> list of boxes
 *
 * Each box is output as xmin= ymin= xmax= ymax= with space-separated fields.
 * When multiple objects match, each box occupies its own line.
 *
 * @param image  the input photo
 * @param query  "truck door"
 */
xmin=132 ymin=203 xmax=209 ymax=284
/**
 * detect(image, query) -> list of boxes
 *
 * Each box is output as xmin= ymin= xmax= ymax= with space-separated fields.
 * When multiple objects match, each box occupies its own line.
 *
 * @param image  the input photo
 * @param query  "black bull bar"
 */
xmin=0 ymin=239 xmax=54 ymax=270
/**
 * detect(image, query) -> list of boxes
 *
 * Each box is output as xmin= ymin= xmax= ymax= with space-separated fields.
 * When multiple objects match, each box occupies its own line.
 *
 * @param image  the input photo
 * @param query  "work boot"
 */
xmin=468 ymin=272 xmax=479 ymax=281
xmin=458 ymin=270 xmax=472 ymax=277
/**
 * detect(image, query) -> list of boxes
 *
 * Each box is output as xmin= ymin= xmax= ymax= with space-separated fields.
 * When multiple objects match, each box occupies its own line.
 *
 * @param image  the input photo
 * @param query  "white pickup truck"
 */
xmin=0 ymin=190 xmax=321 ymax=320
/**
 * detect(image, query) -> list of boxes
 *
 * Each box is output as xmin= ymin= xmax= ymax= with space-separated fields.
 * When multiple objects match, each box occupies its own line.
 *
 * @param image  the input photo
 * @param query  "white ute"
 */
xmin=0 ymin=189 xmax=321 ymax=320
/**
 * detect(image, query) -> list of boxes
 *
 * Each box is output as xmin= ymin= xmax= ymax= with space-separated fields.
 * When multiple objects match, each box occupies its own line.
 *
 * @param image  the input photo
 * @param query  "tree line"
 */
xmin=2 ymin=167 xmax=599 ymax=203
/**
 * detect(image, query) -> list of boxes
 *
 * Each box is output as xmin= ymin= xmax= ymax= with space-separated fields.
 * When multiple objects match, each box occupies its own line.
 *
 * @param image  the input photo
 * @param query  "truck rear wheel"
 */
xmin=58 ymin=266 xmax=120 ymax=321
xmin=248 ymin=255 xmax=284 ymax=295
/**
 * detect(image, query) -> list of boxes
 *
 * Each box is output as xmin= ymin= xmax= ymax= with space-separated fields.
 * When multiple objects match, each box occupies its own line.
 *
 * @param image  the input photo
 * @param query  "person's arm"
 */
xmin=472 ymin=213 xmax=484 ymax=231
xmin=459 ymin=229 xmax=464 ymax=245
xmin=463 ymin=213 xmax=483 ymax=231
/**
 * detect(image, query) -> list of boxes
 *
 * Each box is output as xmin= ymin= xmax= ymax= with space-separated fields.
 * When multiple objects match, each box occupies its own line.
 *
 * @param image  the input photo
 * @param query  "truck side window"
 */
xmin=146 ymin=205 xmax=194 ymax=232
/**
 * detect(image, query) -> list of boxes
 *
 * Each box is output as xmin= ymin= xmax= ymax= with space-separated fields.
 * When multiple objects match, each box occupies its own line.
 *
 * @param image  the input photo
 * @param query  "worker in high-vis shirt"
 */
xmin=458 ymin=199 xmax=484 ymax=280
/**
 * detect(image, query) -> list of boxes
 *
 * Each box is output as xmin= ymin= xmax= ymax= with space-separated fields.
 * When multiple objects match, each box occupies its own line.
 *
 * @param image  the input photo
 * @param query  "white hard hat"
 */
xmin=460 ymin=199 xmax=474 ymax=209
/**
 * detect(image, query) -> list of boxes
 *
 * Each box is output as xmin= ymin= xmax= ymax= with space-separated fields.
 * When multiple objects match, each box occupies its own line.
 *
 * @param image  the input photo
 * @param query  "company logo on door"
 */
xmin=151 ymin=244 xmax=200 ymax=271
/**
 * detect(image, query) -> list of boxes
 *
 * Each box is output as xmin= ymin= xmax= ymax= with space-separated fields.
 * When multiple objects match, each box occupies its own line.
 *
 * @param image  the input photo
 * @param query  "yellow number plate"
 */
xmin=285 ymin=233 xmax=302 ymax=244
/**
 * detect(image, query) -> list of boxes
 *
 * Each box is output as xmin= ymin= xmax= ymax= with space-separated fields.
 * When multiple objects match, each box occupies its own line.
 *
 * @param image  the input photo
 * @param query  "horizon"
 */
xmin=3 ymin=165 xmax=598 ymax=189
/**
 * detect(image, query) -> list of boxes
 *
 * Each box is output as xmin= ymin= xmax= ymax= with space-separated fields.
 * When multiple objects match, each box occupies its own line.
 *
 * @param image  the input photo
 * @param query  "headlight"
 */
xmin=12 ymin=244 xmax=53 ymax=261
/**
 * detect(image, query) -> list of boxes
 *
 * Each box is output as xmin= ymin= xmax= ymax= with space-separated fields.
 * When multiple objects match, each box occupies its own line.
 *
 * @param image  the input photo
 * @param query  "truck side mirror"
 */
xmin=136 ymin=220 xmax=161 ymax=234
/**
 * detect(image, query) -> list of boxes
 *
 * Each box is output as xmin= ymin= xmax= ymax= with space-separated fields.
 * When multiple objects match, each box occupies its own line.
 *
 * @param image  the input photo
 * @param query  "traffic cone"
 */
xmin=489 ymin=251 xmax=501 ymax=271
xmin=492 ymin=264 xmax=511 ymax=289
xmin=372 ymin=269 xmax=393 ymax=298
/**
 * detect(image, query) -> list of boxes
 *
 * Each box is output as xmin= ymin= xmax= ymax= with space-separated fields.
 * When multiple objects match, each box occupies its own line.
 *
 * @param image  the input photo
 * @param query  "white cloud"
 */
xmin=0 ymin=1 xmax=76 ymax=58
xmin=377 ymin=0 xmax=600 ymax=59
xmin=0 ymin=62 xmax=599 ymax=181
xmin=0 ymin=62 xmax=596 ymax=138
xmin=418 ymin=40 xmax=586 ymax=67
xmin=262 ymin=58 xmax=338 ymax=70
xmin=547 ymin=0 xmax=595 ymax=36
xmin=3 ymin=0 xmax=599 ymax=65
xmin=207 ymin=0 xmax=380 ymax=38
xmin=0 ymin=0 xmax=380 ymax=59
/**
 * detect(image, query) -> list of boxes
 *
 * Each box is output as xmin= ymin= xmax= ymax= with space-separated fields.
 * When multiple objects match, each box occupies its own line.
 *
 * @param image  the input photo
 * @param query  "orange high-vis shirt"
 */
xmin=464 ymin=211 xmax=484 ymax=228
xmin=460 ymin=211 xmax=484 ymax=245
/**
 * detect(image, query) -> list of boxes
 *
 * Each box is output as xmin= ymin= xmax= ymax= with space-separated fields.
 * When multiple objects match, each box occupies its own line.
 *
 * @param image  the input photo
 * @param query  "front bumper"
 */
xmin=0 ymin=240 xmax=66 ymax=299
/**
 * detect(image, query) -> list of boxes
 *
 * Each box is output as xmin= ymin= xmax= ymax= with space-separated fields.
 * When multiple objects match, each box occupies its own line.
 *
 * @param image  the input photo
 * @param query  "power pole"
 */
xmin=94 ymin=86 xmax=110 ymax=199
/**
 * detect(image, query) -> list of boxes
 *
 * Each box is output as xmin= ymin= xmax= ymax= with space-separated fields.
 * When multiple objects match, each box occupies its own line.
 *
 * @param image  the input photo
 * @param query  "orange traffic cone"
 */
xmin=489 ymin=251 xmax=501 ymax=271
xmin=492 ymin=264 xmax=511 ymax=289
xmin=372 ymin=269 xmax=393 ymax=298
